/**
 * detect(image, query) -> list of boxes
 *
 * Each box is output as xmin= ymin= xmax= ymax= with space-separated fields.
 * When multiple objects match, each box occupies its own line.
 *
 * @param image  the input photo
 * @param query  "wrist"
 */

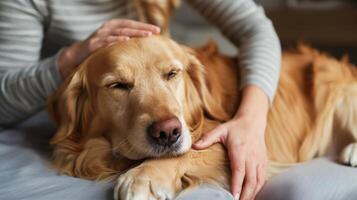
xmin=234 ymin=110 xmax=267 ymax=123
xmin=234 ymin=86 xmax=269 ymax=119
xmin=58 ymin=42 xmax=83 ymax=78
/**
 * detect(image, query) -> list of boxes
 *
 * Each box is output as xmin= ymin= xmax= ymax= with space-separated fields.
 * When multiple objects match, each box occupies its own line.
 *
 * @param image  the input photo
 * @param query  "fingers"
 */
xmin=112 ymin=28 xmax=153 ymax=37
xmin=105 ymin=19 xmax=160 ymax=34
xmin=84 ymin=19 xmax=160 ymax=53
xmin=229 ymin=147 xmax=245 ymax=200
xmin=85 ymin=36 xmax=130 ymax=53
xmin=254 ymin=164 xmax=266 ymax=198
xmin=60 ymin=19 xmax=158 ymax=78
xmin=106 ymin=35 xmax=130 ymax=43
xmin=193 ymin=125 xmax=227 ymax=149
xmin=240 ymin=162 xmax=257 ymax=200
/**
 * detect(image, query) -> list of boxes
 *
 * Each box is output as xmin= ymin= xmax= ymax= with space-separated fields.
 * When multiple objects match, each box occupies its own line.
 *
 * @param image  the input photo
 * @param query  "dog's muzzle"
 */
xmin=147 ymin=117 xmax=182 ymax=148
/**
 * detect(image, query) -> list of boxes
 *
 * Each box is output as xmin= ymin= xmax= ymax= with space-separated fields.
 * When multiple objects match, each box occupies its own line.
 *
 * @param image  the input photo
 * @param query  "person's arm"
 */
xmin=0 ymin=0 xmax=161 ymax=127
xmin=188 ymin=0 xmax=281 ymax=101
xmin=188 ymin=0 xmax=281 ymax=200
xmin=0 ymin=0 xmax=62 ymax=127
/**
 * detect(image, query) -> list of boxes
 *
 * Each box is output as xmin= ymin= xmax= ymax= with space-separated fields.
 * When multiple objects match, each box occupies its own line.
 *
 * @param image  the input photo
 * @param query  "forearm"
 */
xmin=234 ymin=85 xmax=269 ymax=136
xmin=188 ymin=0 xmax=281 ymax=103
xmin=0 ymin=0 xmax=62 ymax=127
xmin=237 ymin=10 xmax=281 ymax=103
xmin=0 ymin=53 xmax=62 ymax=127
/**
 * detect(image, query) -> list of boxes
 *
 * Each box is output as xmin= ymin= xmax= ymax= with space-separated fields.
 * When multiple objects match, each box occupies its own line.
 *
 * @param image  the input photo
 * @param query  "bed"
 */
xmin=2 ymin=111 xmax=357 ymax=200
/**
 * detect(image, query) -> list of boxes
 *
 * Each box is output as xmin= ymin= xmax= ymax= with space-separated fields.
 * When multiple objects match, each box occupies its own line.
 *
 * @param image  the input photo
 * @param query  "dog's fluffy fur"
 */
xmin=132 ymin=0 xmax=180 ymax=36
xmin=48 ymin=35 xmax=357 ymax=199
xmin=47 ymin=0 xmax=357 ymax=198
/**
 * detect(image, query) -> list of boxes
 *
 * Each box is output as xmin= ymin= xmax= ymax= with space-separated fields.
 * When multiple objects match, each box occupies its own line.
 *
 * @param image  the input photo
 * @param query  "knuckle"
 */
xmin=230 ymin=146 xmax=244 ymax=156
xmin=233 ymin=166 xmax=245 ymax=174
xmin=107 ymin=36 xmax=116 ymax=42
xmin=120 ymin=19 xmax=129 ymax=26
xmin=247 ymin=179 xmax=257 ymax=188
xmin=124 ymin=20 xmax=133 ymax=27
xmin=120 ymin=28 xmax=130 ymax=34
xmin=116 ymin=37 xmax=126 ymax=41
xmin=116 ymin=28 xmax=124 ymax=35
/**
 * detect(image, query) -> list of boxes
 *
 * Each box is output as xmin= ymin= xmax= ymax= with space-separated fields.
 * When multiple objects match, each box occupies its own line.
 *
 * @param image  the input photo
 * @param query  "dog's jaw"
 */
xmin=112 ymin=116 xmax=192 ymax=160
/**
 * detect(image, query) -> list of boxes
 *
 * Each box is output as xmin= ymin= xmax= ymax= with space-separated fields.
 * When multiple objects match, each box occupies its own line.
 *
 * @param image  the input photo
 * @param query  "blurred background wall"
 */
xmin=170 ymin=0 xmax=357 ymax=63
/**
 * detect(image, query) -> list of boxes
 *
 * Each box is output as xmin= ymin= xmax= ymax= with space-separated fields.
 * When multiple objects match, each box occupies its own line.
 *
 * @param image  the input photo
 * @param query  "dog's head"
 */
xmin=49 ymin=36 xmax=228 ymax=160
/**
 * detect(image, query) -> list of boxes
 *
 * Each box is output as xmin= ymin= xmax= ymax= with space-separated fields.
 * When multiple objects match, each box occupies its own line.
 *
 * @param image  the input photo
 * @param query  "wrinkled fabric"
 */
xmin=2 ymin=111 xmax=357 ymax=200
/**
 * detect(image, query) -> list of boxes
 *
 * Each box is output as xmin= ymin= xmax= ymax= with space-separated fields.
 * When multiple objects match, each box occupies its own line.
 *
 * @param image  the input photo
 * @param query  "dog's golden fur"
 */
xmin=48 ymin=35 xmax=357 ymax=198
xmin=46 ymin=0 xmax=357 ymax=198
xmin=132 ymin=0 xmax=180 ymax=35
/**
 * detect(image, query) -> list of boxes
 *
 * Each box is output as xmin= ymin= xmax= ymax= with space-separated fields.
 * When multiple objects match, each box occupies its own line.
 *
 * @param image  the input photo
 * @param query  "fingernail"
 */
xmin=234 ymin=193 xmax=240 ymax=200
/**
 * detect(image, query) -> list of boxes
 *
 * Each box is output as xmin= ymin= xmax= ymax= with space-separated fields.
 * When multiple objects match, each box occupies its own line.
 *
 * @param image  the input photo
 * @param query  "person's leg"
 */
xmin=257 ymin=158 xmax=357 ymax=200
xmin=175 ymin=158 xmax=357 ymax=200
xmin=175 ymin=185 xmax=234 ymax=200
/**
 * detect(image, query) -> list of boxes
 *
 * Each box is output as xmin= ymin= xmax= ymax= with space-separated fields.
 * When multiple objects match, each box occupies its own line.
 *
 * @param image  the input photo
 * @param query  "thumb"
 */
xmin=193 ymin=125 xmax=226 ymax=149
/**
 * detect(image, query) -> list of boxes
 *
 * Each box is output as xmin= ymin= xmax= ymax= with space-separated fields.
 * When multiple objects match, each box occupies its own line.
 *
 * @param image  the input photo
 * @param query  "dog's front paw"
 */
xmin=114 ymin=167 xmax=176 ymax=200
xmin=340 ymin=143 xmax=357 ymax=167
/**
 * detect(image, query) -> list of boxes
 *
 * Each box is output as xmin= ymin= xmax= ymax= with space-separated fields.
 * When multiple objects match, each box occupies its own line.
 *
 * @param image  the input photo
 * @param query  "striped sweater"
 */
xmin=0 ymin=0 xmax=281 ymax=127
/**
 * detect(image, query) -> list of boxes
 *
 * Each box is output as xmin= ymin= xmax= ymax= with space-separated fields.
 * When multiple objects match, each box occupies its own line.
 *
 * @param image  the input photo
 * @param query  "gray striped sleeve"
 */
xmin=0 ymin=0 xmax=62 ymax=127
xmin=188 ymin=0 xmax=282 ymax=103
xmin=0 ymin=0 xmax=281 ymax=127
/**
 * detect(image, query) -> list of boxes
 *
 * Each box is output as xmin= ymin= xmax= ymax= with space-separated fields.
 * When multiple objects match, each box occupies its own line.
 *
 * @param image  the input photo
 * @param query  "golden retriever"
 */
xmin=48 ymin=35 xmax=357 ymax=199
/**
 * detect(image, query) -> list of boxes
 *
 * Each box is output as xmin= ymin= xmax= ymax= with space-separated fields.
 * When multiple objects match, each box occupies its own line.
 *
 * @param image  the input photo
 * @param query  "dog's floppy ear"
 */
xmin=183 ymin=48 xmax=229 ymax=131
xmin=48 ymin=67 xmax=94 ymax=144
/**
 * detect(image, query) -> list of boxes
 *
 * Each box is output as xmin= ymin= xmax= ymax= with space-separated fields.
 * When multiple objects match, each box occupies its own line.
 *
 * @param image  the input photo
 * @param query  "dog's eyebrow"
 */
xmin=171 ymin=59 xmax=184 ymax=70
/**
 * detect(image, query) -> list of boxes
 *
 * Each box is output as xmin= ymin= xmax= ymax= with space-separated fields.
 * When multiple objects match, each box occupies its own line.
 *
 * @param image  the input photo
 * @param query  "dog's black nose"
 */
xmin=148 ymin=117 xmax=182 ymax=146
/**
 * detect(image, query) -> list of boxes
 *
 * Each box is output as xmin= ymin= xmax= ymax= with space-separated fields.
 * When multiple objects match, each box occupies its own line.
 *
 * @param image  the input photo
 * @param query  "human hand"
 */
xmin=58 ymin=19 xmax=160 ymax=78
xmin=193 ymin=86 xmax=269 ymax=200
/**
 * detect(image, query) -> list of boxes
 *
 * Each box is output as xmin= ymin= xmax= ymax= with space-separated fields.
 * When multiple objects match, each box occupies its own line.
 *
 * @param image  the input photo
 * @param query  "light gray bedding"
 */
xmin=2 ymin=111 xmax=357 ymax=200
xmin=0 ymin=111 xmax=112 ymax=200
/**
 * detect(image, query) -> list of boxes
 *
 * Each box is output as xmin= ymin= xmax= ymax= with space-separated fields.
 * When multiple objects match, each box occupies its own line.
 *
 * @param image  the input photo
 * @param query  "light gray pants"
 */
xmin=2 ymin=111 xmax=357 ymax=200
xmin=176 ymin=158 xmax=357 ymax=200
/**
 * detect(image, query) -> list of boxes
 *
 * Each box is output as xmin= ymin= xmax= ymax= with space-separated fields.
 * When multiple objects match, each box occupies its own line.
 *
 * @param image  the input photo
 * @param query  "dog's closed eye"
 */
xmin=107 ymin=82 xmax=133 ymax=90
xmin=165 ymin=69 xmax=180 ymax=81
